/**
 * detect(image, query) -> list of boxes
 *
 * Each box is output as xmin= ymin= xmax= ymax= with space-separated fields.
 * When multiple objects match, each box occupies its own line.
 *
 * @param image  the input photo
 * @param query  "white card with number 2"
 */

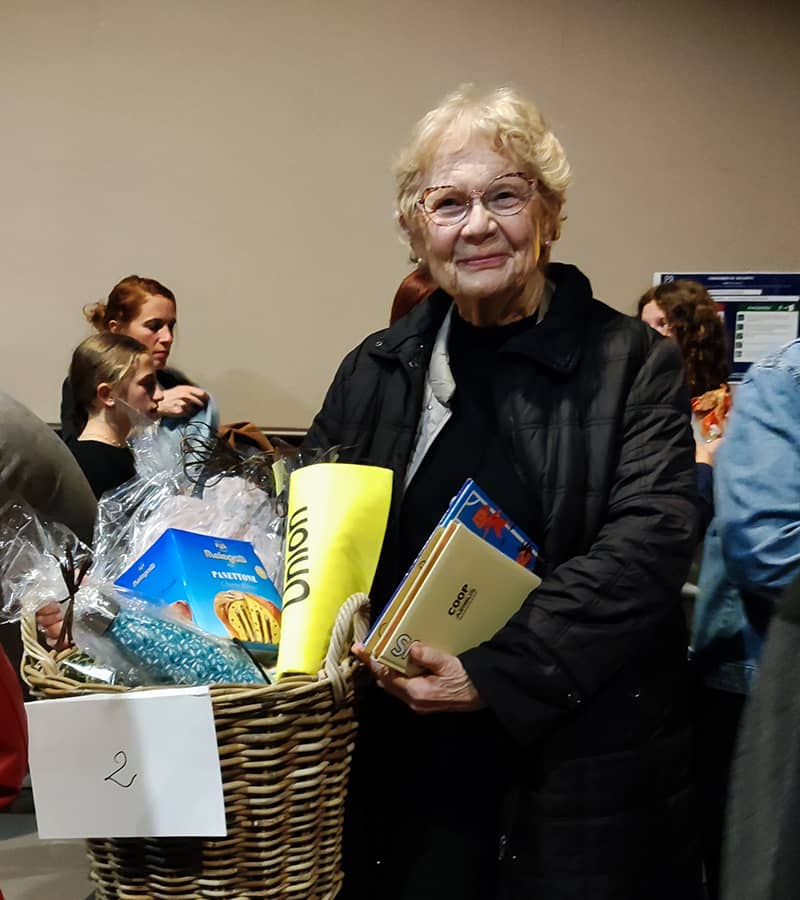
xmin=26 ymin=686 xmax=226 ymax=839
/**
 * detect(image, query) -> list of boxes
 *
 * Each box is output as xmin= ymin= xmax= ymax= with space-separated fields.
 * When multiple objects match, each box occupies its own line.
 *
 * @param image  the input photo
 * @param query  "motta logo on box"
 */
xmin=203 ymin=542 xmax=247 ymax=565
xmin=132 ymin=562 xmax=157 ymax=589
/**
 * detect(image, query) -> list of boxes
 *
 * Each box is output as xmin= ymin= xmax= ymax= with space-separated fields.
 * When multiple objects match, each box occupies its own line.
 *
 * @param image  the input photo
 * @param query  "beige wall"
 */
xmin=1 ymin=0 xmax=798 ymax=429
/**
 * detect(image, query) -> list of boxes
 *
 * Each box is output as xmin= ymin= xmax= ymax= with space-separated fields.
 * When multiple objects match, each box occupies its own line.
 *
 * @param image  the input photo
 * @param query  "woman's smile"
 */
xmin=457 ymin=253 xmax=509 ymax=269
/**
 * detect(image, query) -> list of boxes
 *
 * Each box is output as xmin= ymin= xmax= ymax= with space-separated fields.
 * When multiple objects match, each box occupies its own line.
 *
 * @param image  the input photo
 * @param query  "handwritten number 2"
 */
xmin=105 ymin=750 xmax=137 ymax=789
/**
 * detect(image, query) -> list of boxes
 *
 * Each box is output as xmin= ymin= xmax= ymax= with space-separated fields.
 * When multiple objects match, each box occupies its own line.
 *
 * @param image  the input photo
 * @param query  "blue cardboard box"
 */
xmin=114 ymin=528 xmax=282 ymax=646
xmin=441 ymin=479 xmax=539 ymax=571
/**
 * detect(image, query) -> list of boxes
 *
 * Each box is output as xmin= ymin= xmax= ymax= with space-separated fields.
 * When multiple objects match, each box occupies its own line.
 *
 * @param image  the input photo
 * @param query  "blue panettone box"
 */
xmin=114 ymin=528 xmax=282 ymax=646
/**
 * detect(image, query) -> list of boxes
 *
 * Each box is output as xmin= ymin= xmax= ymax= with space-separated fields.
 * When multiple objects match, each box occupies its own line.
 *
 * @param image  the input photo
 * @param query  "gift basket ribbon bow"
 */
xmin=54 ymin=545 xmax=92 ymax=653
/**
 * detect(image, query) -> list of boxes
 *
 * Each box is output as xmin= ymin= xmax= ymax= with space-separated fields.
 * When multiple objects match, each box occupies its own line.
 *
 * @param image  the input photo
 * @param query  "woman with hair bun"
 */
xmin=60 ymin=275 xmax=218 ymax=445
xmin=389 ymin=266 xmax=436 ymax=324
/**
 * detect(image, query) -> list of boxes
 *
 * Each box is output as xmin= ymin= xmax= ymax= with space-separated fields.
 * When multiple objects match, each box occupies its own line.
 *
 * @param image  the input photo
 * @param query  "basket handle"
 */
xmin=322 ymin=592 xmax=370 ymax=705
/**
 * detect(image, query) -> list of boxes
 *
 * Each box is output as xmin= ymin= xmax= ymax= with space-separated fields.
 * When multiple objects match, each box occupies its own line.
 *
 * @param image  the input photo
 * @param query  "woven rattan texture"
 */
xmin=21 ymin=594 xmax=370 ymax=900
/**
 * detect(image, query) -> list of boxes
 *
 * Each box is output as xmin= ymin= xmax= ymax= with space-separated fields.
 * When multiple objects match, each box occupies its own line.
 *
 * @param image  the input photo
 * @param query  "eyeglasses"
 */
xmin=417 ymin=172 xmax=536 ymax=227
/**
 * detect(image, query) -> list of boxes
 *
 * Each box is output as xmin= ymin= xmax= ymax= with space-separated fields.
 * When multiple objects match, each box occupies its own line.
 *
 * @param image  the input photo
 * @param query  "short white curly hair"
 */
xmin=395 ymin=85 xmax=571 ymax=254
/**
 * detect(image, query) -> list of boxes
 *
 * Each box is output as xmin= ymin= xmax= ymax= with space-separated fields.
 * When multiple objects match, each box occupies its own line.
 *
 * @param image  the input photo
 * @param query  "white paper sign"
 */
xmin=26 ymin=686 xmax=226 ymax=839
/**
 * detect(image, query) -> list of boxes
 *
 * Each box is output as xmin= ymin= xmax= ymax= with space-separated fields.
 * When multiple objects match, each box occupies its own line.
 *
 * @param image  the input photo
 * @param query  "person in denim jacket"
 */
xmin=692 ymin=337 xmax=800 ymax=898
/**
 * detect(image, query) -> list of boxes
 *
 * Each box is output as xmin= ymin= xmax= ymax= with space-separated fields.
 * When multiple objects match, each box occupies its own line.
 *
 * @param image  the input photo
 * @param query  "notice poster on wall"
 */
xmin=653 ymin=272 xmax=800 ymax=381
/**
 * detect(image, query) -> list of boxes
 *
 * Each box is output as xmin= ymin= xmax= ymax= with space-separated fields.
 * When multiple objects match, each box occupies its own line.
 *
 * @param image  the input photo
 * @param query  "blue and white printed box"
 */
xmin=115 ymin=528 xmax=282 ymax=646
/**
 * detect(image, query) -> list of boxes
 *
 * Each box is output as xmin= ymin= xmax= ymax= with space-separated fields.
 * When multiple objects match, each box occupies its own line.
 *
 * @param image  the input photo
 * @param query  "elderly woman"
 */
xmin=306 ymin=87 xmax=701 ymax=900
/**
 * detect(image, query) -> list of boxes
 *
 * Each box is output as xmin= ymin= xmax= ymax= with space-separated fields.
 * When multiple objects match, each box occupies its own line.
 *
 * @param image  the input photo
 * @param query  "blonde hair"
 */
xmin=69 ymin=333 xmax=149 ymax=431
xmin=394 ymin=85 xmax=572 ymax=255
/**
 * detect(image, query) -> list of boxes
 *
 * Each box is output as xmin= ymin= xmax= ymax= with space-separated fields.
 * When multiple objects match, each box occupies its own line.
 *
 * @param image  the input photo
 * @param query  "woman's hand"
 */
xmin=695 ymin=436 xmax=721 ymax=466
xmin=158 ymin=385 xmax=209 ymax=418
xmin=36 ymin=601 xmax=64 ymax=648
xmin=351 ymin=641 xmax=485 ymax=713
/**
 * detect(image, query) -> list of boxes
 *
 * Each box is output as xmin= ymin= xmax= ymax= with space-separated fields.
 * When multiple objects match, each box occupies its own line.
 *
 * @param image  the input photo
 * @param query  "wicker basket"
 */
xmin=21 ymin=592 xmax=370 ymax=900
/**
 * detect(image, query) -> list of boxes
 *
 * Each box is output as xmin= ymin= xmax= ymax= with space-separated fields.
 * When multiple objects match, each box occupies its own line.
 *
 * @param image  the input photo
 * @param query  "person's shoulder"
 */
xmin=590 ymin=299 xmax=651 ymax=337
xmin=0 ymin=393 xmax=96 ymax=542
xmin=746 ymin=338 xmax=800 ymax=382
xmin=586 ymin=293 xmax=660 ymax=365
xmin=68 ymin=437 xmax=130 ymax=458
xmin=66 ymin=436 xmax=102 ymax=465
xmin=369 ymin=290 xmax=450 ymax=342
xmin=68 ymin=437 xmax=133 ymax=475
xmin=548 ymin=261 xmax=654 ymax=348
xmin=68 ymin=438 xmax=134 ymax=499
xmin=728 ymin=339 xmax=800 ymax=424
xmin=0 ymin=392 xmax=78 ymax=461
xmin=339 ymin=291 xmax=451 ymax=366
xmin=159 ymin=366 xmax=193 ymax=388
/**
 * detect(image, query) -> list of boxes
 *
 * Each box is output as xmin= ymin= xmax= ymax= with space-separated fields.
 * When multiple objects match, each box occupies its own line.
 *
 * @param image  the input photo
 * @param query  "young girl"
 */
xmin=36 ymin=334 xmax=163 ymax=646
xmin=66 ymin=332 xmax=163 ymax=499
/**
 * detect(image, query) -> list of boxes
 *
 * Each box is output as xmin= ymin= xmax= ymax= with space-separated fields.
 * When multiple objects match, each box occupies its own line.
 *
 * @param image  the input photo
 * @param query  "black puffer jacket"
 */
xmin=306 ymin=263 xmax=702 ymax=899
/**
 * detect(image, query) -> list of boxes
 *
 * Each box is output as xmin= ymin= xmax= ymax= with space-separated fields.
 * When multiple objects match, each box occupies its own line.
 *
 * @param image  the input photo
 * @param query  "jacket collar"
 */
xmin=502 ymin=262 xmax=594 ymax=375
xmin=367 ymin=291 xmax=452 ymax=363
xmin=369 ymin=262 xmax=594 ymax=375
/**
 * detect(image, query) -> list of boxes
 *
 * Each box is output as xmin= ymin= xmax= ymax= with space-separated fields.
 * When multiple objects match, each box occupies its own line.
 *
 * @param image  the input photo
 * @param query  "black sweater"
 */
xmin=66 ymin=438 xmax=135 ymax=499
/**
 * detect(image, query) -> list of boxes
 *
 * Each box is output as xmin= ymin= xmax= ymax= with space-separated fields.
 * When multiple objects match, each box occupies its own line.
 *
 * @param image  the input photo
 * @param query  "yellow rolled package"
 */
xmin=275 ymin=463 xmax=392 ymax=676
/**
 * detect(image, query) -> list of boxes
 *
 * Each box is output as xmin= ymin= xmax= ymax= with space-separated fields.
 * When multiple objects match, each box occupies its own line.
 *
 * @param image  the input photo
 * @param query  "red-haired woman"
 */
xmin=390 ymin=267 xmax=436 ymax=324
